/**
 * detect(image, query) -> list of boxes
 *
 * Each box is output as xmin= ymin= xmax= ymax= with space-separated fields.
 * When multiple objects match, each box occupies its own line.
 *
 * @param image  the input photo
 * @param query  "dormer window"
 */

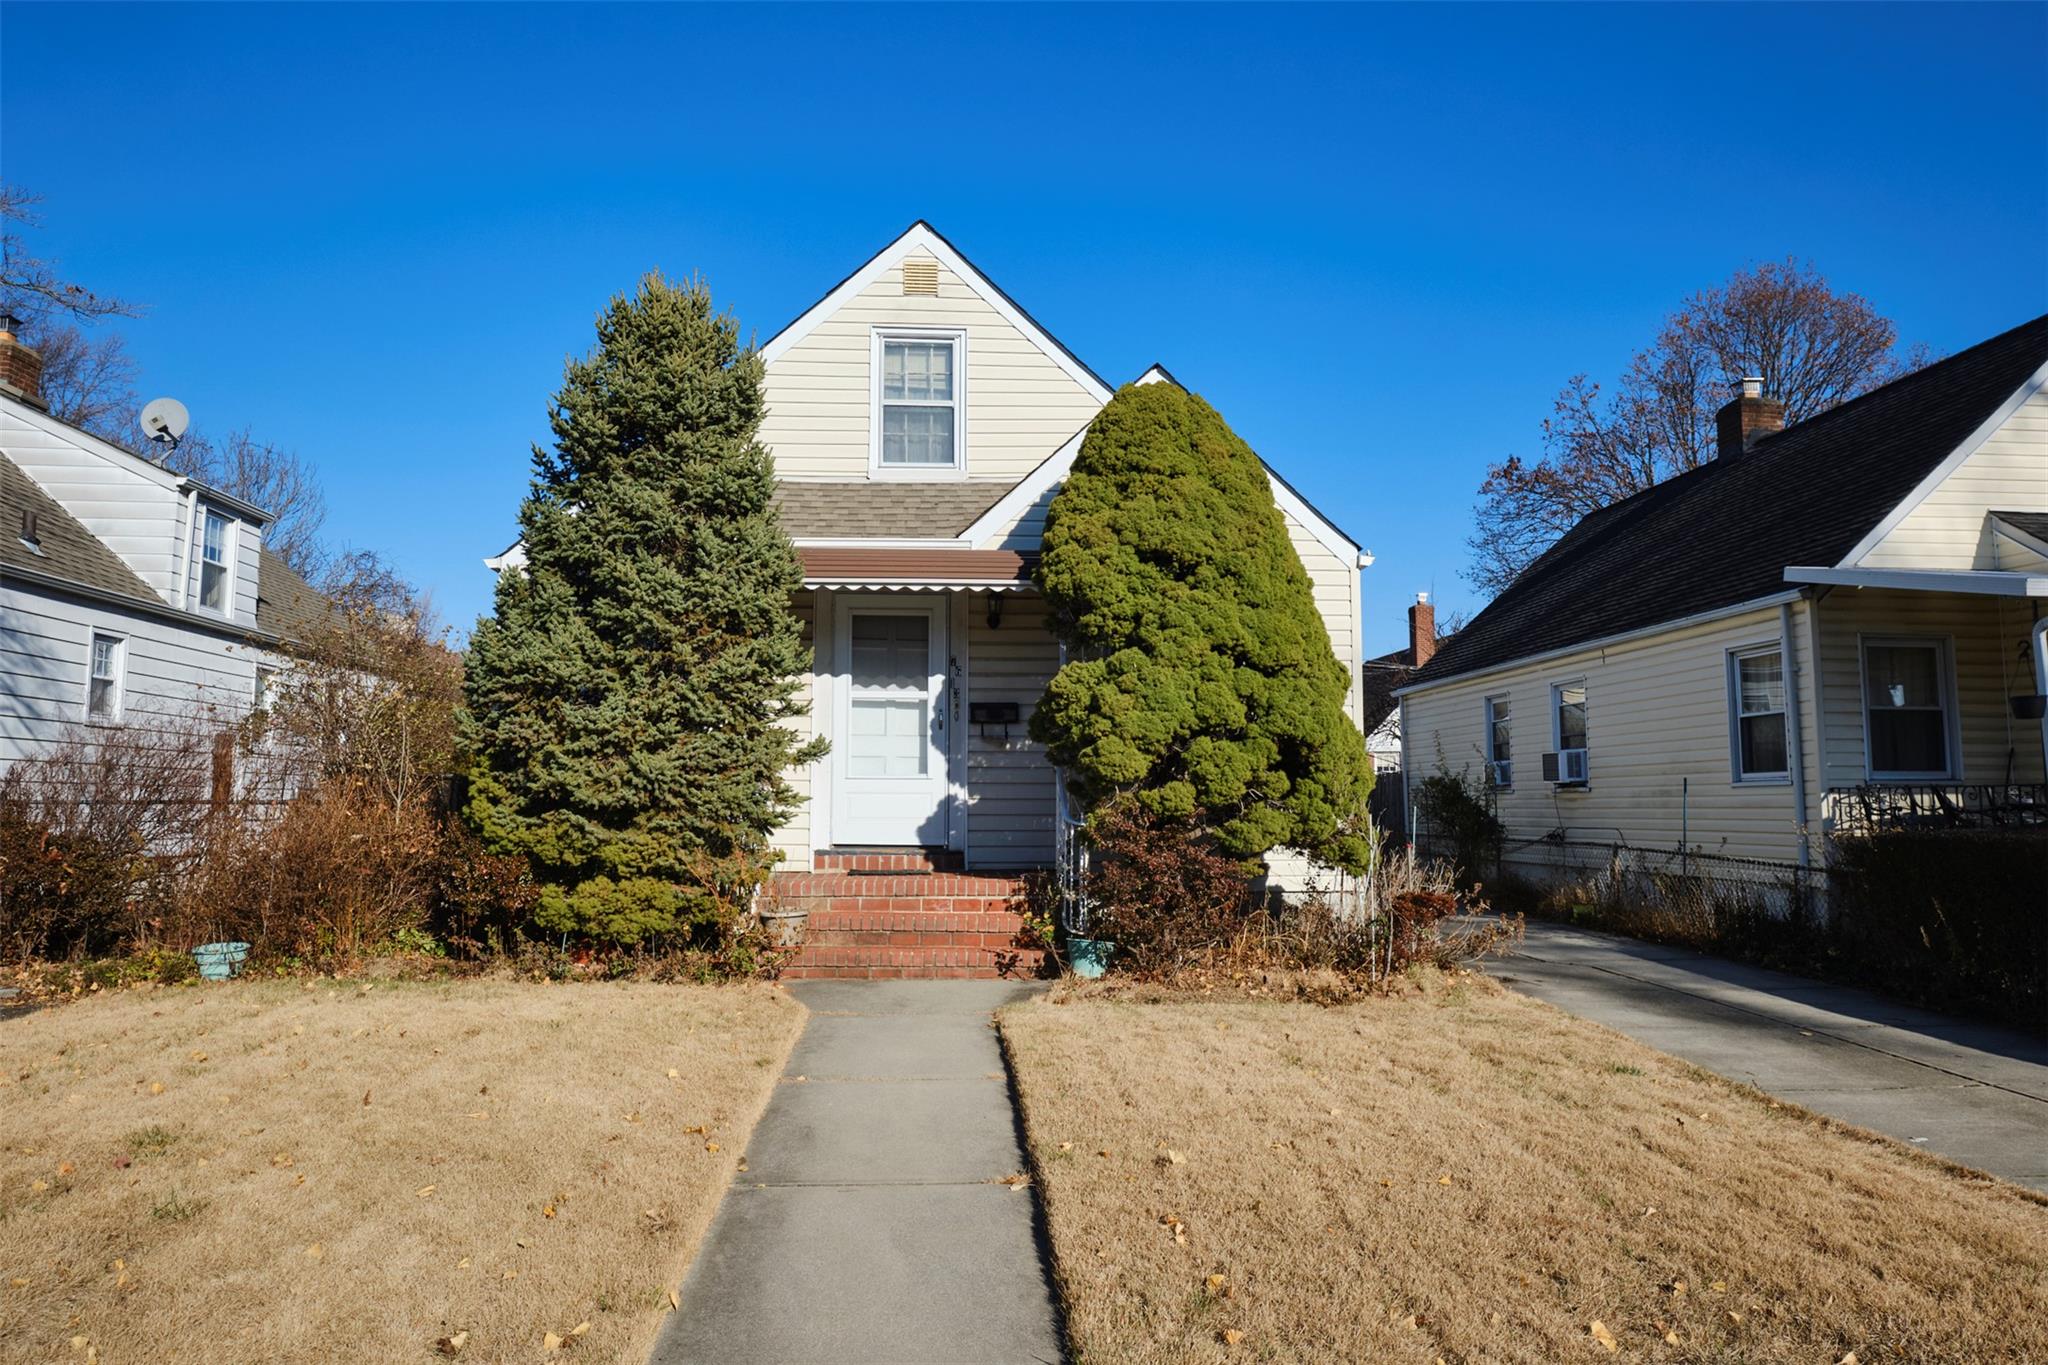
xmin=873 ymin=329 xmax=964 ymax=474
xmin=200 ymin=509 xmax=233 ymax=613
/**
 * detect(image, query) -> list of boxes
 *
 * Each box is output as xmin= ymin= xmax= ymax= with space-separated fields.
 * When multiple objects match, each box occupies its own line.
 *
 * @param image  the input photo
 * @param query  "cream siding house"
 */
xmin=489 ymin=223 xmax=1369 ymax=895
xmin=1397 ymin=316 xmax=2048 ymax=888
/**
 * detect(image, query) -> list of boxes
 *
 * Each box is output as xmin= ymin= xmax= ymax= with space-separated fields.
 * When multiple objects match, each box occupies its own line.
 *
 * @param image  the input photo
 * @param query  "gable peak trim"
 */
xmin=759 ymin=222 xmax=1112 ymax=403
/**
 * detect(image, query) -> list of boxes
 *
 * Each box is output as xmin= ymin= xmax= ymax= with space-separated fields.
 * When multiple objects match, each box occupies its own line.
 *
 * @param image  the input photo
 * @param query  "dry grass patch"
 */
xmin=1 ymin=977 xmax=803 ymax=1363
xmin=1001 ymin=974 xmax=2048 ymax=1364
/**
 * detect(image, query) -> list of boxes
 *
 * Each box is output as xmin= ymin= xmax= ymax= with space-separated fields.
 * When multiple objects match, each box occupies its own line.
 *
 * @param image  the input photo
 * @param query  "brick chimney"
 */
xmin=1715 ymin=377 xmax=1784 ymax=460
xmin=1408 ymin=591 xmax=1436 ymax=669
xmin=0 ymin=313 xmax=47 ymax=410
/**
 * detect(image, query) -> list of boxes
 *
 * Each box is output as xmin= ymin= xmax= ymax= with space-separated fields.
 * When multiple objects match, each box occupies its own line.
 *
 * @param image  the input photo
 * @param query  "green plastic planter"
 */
xmin=1066 ymin=936 xmax=1115 ymax=979
xmin=191 ymin=942 xmax=250 ymax=981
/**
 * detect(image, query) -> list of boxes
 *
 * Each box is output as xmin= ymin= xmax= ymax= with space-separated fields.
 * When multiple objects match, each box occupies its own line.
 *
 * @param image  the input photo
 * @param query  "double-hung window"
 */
xmin=1728 ymin=645 xmax=1789 ymax=781
xmin=199 ymin=509 xmax=233 ymax=613
xmin=1550 ymin=680 xmax=1588 ymax=784
xmin=88 ymin=633 xmax=124 ymax=723
xmin=1484 ymin=695 xmax=1512 ymax=788
xmin=1861 ymin=638 xmax=1954 ymax=778
xmin=874 ymin=331 xmax=963 ymax=472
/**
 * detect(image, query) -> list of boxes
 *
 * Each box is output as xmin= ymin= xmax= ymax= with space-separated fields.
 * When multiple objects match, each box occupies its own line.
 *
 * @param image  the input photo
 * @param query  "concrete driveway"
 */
xmin=649 ymin=980 xmax=1063 ymax=1365
xmin=1491 ymin=918 xmax=2048 ymax=1191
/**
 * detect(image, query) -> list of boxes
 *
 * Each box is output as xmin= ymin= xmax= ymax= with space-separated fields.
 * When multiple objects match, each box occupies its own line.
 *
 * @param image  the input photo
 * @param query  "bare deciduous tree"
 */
xmin=164 ymin=428 xmax=329 ymax=577
xmin=1467 ymin=260 xmax=1926 ymax=595
xmin=31 ymin=323 xmax=141 ymax=444
xmin=0 ymin=185 xmax=140 ymax=325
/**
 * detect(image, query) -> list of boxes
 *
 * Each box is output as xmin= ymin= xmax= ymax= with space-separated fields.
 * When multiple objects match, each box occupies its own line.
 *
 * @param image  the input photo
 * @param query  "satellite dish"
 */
xmin=139 ymin=397 xmax=190 ymax=452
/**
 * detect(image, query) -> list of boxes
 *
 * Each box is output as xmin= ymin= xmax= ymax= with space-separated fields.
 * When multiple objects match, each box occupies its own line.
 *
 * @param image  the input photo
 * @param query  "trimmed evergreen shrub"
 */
xmin=1032 ymin=381 xmax=1373 ymax=872
xmin=461 ymin=275 xmax=824 ymax=947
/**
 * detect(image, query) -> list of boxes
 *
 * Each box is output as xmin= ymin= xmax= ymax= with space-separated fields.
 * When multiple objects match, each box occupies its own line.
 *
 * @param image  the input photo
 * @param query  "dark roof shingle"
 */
xmin=255 ymin=548 xmax=330 ymax=642
xmin=772 ymin=480 xmax=1016 ymax=539
xmin=1412 ymin=315 xmax=2048 ymax=686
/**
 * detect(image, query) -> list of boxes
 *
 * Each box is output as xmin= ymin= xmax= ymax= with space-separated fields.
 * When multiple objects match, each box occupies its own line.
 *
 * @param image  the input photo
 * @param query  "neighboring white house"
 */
xmin=489 ymin=222 xmax=1373 ymax=886
xmin=0 ymin=321 xmax=324 ymax=772
xmin=1396 ymin=315 xmax=2048 ymax=885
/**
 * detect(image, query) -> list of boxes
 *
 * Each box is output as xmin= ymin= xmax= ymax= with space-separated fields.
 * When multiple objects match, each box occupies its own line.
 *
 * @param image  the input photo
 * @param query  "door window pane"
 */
xmin=847 ymin=698 xmax=929 ymax=777
xmin=850 ymin=614 xmax=929 ymax=689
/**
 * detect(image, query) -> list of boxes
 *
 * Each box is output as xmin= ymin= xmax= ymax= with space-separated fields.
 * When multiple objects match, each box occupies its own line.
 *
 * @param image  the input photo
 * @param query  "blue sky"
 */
xmin=4 ymin=2 xmax=2044 ymax=652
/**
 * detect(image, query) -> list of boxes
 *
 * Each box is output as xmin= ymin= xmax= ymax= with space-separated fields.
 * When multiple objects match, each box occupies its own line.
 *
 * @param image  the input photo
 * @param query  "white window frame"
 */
xmin=253 ymin=664 xmax=281 ymax=713
xmin=198 ymin=507 xmax=236 ymax=616
xmin=1725 ymin=643 xmax=1791 ymax=785
xmin=1483 ymin=694 xmax=1513 ymax=789
xmin=870 ymin=327 xmax=967 ymax=480
xmin=1550 ymin=678 xmax=1588 ymax=786
xmin=1857 ymin=634 xmax=1960 ymax=782
xmin=87 ymin=632 xmax=125 ymax=724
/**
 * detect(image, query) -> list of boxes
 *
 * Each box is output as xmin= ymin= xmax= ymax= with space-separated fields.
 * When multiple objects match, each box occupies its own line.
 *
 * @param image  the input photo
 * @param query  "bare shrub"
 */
xmin=191 ymin=779 xmax=440 ymax=963
xmin=1077 ymin=803 xmax=1519 ymax=988
xmin=0 ymin=720 xmax=217 ymax=961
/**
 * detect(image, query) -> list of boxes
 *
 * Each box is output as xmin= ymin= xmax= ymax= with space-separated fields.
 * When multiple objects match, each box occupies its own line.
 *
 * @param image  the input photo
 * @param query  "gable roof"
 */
xmin=1411 ymin=313 xmax=2048 ymax=688
xmin=0 ymin=452 xmax=163 ymax=606
xmin=760 ymin=221 xmax=1113 ymax=402
xmin=775 ymin=479 xmax=1016 ymax=540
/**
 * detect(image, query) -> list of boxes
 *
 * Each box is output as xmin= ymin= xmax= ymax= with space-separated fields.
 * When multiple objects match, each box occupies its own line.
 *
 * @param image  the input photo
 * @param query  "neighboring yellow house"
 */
xmin=1397 ymin=316 xmax=2048 ymax=887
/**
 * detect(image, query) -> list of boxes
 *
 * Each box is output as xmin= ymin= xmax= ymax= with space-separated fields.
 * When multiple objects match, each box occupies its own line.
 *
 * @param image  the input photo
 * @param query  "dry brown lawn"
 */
xmin=1001 ymin=974 xmax=2048 ymax=1364
xmin=0 ymin=976 xmax=803 ymax=1363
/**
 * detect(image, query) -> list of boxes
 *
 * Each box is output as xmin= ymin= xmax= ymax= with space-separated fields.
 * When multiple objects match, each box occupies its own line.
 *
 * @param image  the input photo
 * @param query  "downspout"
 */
xmin=1780 ymin=600 xmax=1810 ymax=873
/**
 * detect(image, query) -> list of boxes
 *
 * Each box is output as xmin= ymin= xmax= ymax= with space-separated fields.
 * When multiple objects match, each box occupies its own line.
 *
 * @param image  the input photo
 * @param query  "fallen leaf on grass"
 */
xmin=1590 ymin=1320 xmax=1618 ymax=1353
xmin=416 ymin=1184 xmax=436 ymax=1198
xmin=705 ymin=1142 xmax=721 ymax=1154
xmin=683 ymin=1124 xmax=709 ymax=1135
xmin=1437 ymin=1174 xmax=1453 ymax=1186
xmin=543 ymin=1332 xmax=562 ymax=1351
xmin=1205 ymin=1273 xmax=1228 ymax=1297
xmin=1157 ymin=1149 xmax=1187 ymax=1167
xmin=457 ymin=1257 xmax=470 ymax=1270
xmin=1837 ymin=1354 xmax=1858 ymax=1365
xmin=303 ymin=1244 xmax=323 ymax=1260
xmin=435 ymin=1331 xmax=468 ymax=1356
xmin=1726 ymin=1310 xmax=1744 ymax=1326
xmin=1665 ymin=1330 xmax=1682 ymax=1345
xmin=667 ymin=1289 xmax=680 ymax=1311
xmin=189 ymin=1051 xmax=207 ymax=1063
xmin=569 ymin=1321 xmax=591 ymax=1338
xmin=666 ymin=1069 xmax=680 ymax=1080
xmin=543 ymin=1204 xmax=557 ymax=1219
xmin=465 ymin=1111 xmax=488 ymax=1120
xmin=1220 ymin=1329 xmax=1243 ymax=1346
xmin=149 ymin=1082 xmax=164 ymax=1095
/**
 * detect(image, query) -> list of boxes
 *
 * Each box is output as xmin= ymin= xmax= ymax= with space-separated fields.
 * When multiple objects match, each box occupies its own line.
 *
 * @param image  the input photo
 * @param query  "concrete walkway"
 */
xmin=650 ymin=981 xmax=1063 ymax=1365
xmin=1494 ymin=918 xmax=2048 ymax=1190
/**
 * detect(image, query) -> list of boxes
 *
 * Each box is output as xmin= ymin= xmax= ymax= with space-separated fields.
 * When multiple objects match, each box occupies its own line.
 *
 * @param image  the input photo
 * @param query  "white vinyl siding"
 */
xmin=1402 ymin=602 xmax=1819 ymax=870
xmin=0 ymin=580 xmax=263 ymax=767
xmin=2 ymin=404 xmax=190 ymax=601
xmin=759 ymin=249 xmax=1102 ymax=482
xmin=964 ymin=593 xmax=1060 ymax=868
xmin=1858 ymin=385 xmax=2048 ymax=571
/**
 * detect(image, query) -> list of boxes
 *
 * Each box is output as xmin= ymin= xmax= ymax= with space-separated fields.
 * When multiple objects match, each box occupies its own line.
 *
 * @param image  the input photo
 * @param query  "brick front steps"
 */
xmin=770 ymin=869 xmax=1044 ymax=980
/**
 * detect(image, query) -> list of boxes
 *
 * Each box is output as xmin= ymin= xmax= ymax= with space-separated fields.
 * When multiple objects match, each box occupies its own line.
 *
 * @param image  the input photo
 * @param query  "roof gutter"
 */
xmin=1393 ymin=589 xmax=1805 ymax=697
xmin=0 ymin=562 xmax=283 ymax=647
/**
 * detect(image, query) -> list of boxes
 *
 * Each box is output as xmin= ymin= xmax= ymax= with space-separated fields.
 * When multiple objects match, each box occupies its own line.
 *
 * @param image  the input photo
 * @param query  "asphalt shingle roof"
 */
xmin=255 ymin=548 xmax=330 ymax=643
xmin=0 ymin=453 xmax=162 ymax=606
xmin=1992 ymin=510 xmax=2048 ymax=543
xmin=773 ymin=480 xmax=1016 ymax=539
xmin=1412 ymin=315 xmax=2048 ymax=687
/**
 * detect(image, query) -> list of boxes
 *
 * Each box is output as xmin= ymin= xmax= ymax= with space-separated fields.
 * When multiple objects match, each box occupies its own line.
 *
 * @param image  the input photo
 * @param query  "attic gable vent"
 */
xmin=901 ymin=257 xmax=939 ymax=295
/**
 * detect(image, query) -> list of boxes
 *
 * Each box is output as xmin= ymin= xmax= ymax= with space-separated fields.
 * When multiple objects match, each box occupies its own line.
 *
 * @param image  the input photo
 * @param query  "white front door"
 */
xmin=832 ymin=598 xmax=949 ymax=846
